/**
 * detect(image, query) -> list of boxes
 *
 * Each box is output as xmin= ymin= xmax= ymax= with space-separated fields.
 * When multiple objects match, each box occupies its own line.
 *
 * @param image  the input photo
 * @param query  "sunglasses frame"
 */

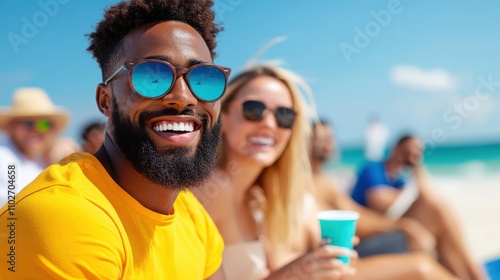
xmin=104 ymin=58 xmax=231 ymax=102
xmin=16 ymin=119 xmax=53 ymax=133
xmin=242 ymin=100 xmax=296 ymax=129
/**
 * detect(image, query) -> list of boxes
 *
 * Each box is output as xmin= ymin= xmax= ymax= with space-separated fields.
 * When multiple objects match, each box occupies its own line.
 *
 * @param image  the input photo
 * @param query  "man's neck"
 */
xmin=95 ymin=133 xmax=178 ymax=215
xmin=311 ymin=159 xmax=324 ymax=174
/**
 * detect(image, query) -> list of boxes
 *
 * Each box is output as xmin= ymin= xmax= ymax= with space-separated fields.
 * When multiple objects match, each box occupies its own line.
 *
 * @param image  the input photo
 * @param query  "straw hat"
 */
xmin=0 ymin=87 xmax=69 ymax=132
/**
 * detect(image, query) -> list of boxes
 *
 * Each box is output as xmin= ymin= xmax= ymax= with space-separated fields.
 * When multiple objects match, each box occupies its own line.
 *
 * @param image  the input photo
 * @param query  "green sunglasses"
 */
xmin=17 ymin=119 xmax=53 ymax=133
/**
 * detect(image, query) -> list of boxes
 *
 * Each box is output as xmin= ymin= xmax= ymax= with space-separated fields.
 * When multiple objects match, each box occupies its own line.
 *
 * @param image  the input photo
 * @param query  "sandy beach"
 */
xmin=432 ymin=175 xmax=500 ymax=265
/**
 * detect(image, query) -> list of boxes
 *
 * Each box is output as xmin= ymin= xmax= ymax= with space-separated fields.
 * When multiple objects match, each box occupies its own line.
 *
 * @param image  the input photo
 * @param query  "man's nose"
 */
xmin=160 ymin=75 xmax=198 ymax=108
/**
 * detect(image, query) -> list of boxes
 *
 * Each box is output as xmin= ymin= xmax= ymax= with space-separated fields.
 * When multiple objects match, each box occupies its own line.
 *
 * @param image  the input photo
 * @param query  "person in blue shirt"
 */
xmin=351 ymin=135 xmax=486 ymax=280
xmin=351 ymin=160 xmax=406 ymax=207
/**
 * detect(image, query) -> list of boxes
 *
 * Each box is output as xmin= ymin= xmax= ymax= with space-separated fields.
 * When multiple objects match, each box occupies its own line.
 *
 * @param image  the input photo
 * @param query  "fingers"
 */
xmin=352 ymin=235 xmax=360 ymax=246
xmin=313 ymin=245 xmax=354 ymax=260
xmin=292 ymin=246 xmax=357 ymax=280
xmin=302 ymin=257 xmax=356 ymax=280
xmin=350 ymin=249 xmax=359 ymax=260
xmin=303 ymin=256 xmax=344 ymax=272
xmin=320 ymin=236 xmax=359 ymax=248
xmin=319 ymin=238 xmax=332 ymax=246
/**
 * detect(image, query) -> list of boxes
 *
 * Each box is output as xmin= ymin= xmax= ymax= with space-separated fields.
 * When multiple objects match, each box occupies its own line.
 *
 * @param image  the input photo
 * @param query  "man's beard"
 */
xmin=111 ymin=97 xmax=221 ymax=190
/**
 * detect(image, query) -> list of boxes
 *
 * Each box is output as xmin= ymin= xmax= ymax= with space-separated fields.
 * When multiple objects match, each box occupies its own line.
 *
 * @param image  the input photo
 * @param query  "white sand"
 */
xmin=432 ymin=175 xmax=500 ymax=264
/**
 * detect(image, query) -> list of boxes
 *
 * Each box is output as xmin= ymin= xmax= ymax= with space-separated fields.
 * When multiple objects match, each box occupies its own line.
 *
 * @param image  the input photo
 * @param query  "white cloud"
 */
xmin=469 ymin=97 xmax=496 ymax=123
xmin=390 ymin=65 xmax=457 ymax=91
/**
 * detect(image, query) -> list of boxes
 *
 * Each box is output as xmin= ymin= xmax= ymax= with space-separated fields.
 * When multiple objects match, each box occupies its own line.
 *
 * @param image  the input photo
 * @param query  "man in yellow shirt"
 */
xmin=0 ymin=0 xmax=231 ymax=279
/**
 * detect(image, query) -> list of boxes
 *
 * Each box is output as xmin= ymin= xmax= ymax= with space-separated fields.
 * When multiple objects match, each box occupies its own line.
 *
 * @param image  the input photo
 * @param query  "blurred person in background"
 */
xmin=195 ymin=65 xmax=356 ymax=279
xmin=309 ymin=120 xmax=458 ymax=279
xmin=81 ymin=121 xmax=105 ymax=153
xmin=351 ymin=135 xmax=486 ymax=280
xmin=0 ymin=87 xmax=69 ymax=205
xmin=364 ymin=114 xmax=388 ymax=162
xmin=42 ymin=137 xmax=81 ymax=166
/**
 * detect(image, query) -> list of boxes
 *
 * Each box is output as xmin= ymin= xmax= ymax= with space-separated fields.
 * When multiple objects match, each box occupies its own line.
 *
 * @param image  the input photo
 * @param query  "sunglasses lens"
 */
xmin=275 ymin=107 xmax=296 ymax=129
xmin=242 ymin=100 xmax=266 ymax=122
xmin=22 ymin=121 xmax=35 ymax=129
xmin=20 ymin=120 xmax=51 ymax=132
xmin=131 ymin=62 xmax=174 ymax=98
xmin=188 ymin=66 xmax=227 ymax=101
xmin=35 ymin=120 xmax=52 ymax=132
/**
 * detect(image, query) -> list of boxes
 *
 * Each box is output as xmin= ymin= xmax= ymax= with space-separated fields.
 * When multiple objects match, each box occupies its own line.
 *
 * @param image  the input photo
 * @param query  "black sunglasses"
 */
xmin=104 ymin=59 xmax=231 ymax=102
xmin=242 ymin=100 xmax=296 ymax=129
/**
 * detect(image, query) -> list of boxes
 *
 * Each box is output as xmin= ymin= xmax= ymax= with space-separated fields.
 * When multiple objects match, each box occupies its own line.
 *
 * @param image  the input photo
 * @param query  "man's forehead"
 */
xmin=405 ymin=138 xmax=423 ymax=149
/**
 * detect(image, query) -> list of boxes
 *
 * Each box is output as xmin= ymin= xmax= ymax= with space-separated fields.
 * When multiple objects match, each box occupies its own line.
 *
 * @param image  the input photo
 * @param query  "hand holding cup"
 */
xmin=317 ymin=210 xmax=360 ymax=265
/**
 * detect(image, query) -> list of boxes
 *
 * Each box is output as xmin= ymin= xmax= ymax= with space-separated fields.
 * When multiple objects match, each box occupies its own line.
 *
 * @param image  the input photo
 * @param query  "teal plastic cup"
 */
xmin=317 ymin=210 xmax=360 ymax=265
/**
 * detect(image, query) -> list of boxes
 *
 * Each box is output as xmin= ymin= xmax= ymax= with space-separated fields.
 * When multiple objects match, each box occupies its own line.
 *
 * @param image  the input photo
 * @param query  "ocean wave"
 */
xmin=458 ymin=161 xmax=491 ymax=178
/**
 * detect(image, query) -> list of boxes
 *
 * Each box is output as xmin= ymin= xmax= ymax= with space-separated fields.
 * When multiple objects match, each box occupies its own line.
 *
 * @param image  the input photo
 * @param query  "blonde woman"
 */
xmin=194 ymin=66 xmax=356 ymax=279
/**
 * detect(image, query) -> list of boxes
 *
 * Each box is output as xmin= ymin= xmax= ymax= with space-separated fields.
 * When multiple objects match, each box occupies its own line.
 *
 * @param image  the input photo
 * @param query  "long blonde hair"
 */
xmin=220 ymin=65 xmax=314 ymax=249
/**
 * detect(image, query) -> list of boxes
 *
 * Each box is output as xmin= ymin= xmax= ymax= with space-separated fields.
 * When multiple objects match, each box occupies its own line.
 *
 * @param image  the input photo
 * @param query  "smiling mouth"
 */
xmin=153 ymin=120 xmax=197 ymax=133
xmin=248 ymin=137 xmax=275 ymax=146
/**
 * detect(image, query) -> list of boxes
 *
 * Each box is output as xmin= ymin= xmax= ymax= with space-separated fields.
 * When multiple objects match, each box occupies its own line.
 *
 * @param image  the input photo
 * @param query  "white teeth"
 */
xmin=249 ymin=137 xmax=274 ymax=146
xmin=153 ymin=121 xmax=195 ymax=132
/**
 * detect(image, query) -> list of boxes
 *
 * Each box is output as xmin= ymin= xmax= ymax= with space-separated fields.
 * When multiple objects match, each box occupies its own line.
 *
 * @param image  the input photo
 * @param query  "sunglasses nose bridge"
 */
xmin=162 ymin=67 xmax=198 ymax=107
xmin=21 ymin=121 xmax=34 ymax=130
xmin=259 ymin=108 xmax=280 ymax=128
xmin=174 ymin=67 xmax=189 ymax=80
xmin=170 ymin=67 xmax=191 ymax=88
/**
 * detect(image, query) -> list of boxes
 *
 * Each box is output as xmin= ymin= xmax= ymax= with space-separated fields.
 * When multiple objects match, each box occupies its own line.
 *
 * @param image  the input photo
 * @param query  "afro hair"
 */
xmin=87 ymin=0 xmax=221 ymax=81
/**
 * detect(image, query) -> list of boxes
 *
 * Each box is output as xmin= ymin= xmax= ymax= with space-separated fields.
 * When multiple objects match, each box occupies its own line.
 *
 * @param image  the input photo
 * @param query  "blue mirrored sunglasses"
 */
xmin=104 ymin=59 xmax=231 ymax=102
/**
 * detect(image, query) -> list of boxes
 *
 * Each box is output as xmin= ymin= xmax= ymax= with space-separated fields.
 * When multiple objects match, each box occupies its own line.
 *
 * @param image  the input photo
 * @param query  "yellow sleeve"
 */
xmin=203 ymin=208 xmax=224 ymax=279
xmin=182 ymin=191 xmax=224 ymax=279
xmin=0 ymin=185 xmax=125 ymax=280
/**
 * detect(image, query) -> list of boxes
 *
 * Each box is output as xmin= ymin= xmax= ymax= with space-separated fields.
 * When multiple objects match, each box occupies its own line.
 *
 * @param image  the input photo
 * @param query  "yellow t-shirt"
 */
xmin=0 ymin=153 xmax=223 ymax=279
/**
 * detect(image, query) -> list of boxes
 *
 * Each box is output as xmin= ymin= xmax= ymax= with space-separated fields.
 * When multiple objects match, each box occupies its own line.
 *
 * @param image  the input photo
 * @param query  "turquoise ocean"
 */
xmin=326 ymin=141 xmax=500 ymax=272
xmin=325 ymin=141 xmax=500 ymax=178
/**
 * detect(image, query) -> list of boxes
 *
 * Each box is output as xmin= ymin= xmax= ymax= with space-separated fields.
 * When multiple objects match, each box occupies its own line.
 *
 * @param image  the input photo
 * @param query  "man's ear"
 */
xmin=96 ymin=83 xmax=112 ymax=118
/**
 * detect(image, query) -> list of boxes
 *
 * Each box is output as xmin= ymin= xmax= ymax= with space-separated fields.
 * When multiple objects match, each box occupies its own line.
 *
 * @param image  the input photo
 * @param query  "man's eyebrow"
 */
xmin=145 ymin=55 xmax=170 ymax=61
xmin=144 ymin=55 xmax=210 ymax=67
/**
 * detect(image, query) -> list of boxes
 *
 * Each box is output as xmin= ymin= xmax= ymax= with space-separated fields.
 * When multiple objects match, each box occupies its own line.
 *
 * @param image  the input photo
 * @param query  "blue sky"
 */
xmin=1 ymin=0 xmax=499 ymax=147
